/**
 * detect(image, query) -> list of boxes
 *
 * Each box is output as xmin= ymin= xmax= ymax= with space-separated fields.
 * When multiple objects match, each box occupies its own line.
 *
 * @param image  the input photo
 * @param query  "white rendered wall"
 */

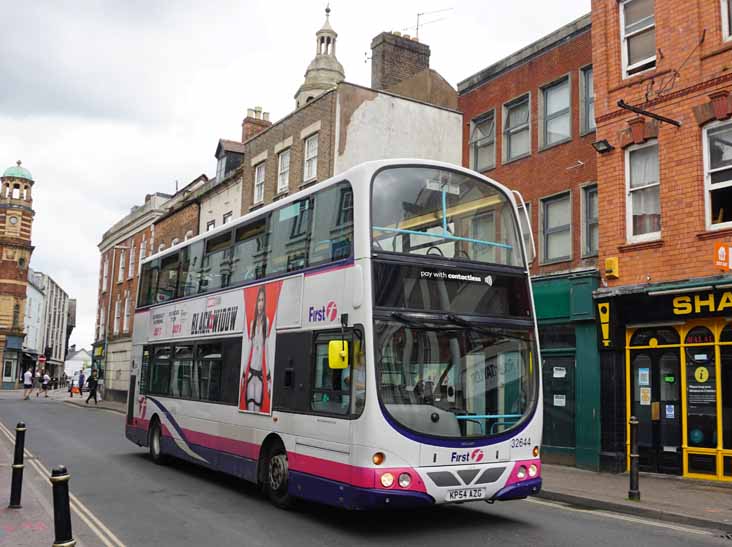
xmin=335 ymin=91 xmax=462 ymax=173
xmin=199 ymin=179 xmax=242 ymax=233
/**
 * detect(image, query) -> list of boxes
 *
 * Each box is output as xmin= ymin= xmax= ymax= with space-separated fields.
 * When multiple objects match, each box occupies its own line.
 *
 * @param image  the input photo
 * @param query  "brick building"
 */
xmin=0 ymin=162 xmax=34 ymax=389
xmin=592 ymin=0 xmax=732 ymax=481
xmin=458 ymin=14 xmax=602 ymax=470
xmin=95 ymin=192 xmax=170 ymax=401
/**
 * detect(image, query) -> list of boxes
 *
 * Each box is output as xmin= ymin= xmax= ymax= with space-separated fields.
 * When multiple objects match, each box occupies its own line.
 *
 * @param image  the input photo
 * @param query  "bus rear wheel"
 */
xmin=266 ymin=445 xmax=293 ymax=509
xmin=149 ymin=420 xmax=167 ymax=465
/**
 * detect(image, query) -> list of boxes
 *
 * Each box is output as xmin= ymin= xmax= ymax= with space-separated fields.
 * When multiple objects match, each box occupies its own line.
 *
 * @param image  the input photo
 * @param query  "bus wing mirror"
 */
xmin=328 ymin=340 xmax=349 ymax=370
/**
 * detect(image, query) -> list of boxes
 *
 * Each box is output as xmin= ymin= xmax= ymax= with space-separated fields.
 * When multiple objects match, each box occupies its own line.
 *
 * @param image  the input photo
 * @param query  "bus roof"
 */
xmin=141 ymin=158 xmax=517 ymax=265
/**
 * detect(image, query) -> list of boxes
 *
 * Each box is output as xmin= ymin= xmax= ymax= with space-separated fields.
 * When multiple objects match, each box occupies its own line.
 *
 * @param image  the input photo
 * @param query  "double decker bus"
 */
xmin=126 ymin=159 xmax=542 ymax=509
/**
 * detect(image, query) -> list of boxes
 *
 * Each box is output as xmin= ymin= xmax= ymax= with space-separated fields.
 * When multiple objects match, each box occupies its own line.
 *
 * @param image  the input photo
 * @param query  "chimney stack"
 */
xmin=241 ymin=106 xmax=272 ymax=142
xmin=370 ymin=31 xmax=431 ymax=91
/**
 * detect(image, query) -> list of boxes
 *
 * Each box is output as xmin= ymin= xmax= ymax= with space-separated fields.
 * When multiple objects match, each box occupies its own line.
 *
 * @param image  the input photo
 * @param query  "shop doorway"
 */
xmin=628 ymin=328 xmax=682 ymax=474
xmin=542 ymin=356 xmax=576 ymax=462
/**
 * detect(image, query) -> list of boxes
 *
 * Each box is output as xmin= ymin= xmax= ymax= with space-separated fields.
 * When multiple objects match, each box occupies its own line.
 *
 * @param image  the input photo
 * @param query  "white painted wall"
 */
xmin=64 ymin=349 xmax=91 ymax=378
xmin=335 ymin=91 xmax=462 ymax=173
xmin=23 ymin=278 xmax=45 ymax=354
xmin=199 ymin=178 xmax=243 ymax=233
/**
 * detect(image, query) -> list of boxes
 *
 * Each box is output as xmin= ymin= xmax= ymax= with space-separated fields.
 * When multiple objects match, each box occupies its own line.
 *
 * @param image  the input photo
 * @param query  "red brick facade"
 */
xmin=153 ymin=201 xmax=200 ymax=252
xmin=458 ymin=18 xmax=597 ymax=277
xmin=593 ymin=0 xmax=732 ymax=286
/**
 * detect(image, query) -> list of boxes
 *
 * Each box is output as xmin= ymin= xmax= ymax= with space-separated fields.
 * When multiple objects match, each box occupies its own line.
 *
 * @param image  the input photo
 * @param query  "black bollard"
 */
xmin=50 ymin=465 xmax=76 ymax=547
xmin=8 ymin=421 xmax=26 ymax=509
xmin=628 ymin=415 xmax=640 ymax=501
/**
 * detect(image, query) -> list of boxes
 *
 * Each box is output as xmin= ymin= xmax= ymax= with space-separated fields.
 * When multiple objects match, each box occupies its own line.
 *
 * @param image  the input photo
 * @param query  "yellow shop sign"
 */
xmin=672 ymin=291 xmax=732 ymax=315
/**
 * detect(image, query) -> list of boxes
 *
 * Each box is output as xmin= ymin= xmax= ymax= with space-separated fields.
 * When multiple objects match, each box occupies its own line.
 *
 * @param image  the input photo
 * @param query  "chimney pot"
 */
xmin=263 ymin=112 xmax=270 ymax=121
xmin=403 ymin=34 xmax=410 ymax=39
xmin=247 ymin=108 xmax=255 ymax=117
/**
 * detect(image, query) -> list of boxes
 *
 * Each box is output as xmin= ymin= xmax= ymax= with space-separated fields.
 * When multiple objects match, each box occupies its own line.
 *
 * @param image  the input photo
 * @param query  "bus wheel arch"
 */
xmin=258 ymin=434 xmax=293 ymax=509
xmin=148 ymin=414 xmax=167 ymax=465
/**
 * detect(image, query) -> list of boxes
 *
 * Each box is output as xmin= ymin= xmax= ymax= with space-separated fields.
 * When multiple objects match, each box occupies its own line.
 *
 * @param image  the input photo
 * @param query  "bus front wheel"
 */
xmin=266 ymin=445 xmax=293 ymax=509
xmin=149 ymin=420 xmax=167 ymax=465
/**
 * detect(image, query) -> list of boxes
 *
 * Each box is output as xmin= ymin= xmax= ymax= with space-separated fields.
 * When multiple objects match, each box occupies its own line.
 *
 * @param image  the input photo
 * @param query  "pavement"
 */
xmin=540 ymin=463 xmax=732 ymax=532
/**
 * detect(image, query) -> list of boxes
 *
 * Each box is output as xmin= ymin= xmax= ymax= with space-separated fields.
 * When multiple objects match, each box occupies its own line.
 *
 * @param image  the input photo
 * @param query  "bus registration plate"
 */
xmin=447 ymin=487 xmax=486 ymax=501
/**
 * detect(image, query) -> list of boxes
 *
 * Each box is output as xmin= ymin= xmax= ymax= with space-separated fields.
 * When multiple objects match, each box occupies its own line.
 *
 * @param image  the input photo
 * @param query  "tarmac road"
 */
xmin=0 ymin=392 xmax=726 ymax=547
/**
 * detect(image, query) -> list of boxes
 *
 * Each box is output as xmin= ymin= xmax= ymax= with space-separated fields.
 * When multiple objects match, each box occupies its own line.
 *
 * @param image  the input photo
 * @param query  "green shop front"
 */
xmin=533 ymin=271 xmax=601 ymax=470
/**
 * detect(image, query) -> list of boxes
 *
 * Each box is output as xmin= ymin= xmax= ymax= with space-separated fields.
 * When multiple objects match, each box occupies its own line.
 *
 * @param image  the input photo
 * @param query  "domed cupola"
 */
xmin=295 ymin=5 xmax=346 ymax=109
xmin=2 ymin=161 xmax=33 ymax=182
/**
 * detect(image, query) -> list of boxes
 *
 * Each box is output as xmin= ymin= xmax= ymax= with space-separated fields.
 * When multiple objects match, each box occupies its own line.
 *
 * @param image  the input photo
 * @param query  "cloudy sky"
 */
xmin=0 ymin=0 xmax=589 ymax=349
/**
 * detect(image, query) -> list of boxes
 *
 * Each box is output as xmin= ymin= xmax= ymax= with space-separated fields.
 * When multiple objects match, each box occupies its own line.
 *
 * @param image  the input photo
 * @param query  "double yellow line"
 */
xmin=0 ymin=419 xmax=126 ymax=547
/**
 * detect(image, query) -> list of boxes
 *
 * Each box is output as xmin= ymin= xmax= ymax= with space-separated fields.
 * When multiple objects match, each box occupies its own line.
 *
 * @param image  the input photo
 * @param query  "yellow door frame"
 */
xmin=626 ymin=319 xmax=731 ymax=481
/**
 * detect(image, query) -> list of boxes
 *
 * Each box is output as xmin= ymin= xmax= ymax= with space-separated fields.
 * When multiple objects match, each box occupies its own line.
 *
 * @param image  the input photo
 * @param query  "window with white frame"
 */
xmin=139 ymin=236 xmax=146 ymax=274
xmin=504 ymin=95 xmax=530 ymax=161
xmin=117 ymin=250 xmax=125 ymax=282
xmin=207 ymin=220 xmax=216 ymax=232
xmin=469 ymin=112 xmax=496 ymax=171
xmin=216 ymin=155 xmax=226 ymax=180
xmin=621 ymin=0 xmax=656 ymax=78
xmin=102 ymin=257 xmax=109 ymax=292
xmin=277 ymin=148 xmax=290 ymax=193
xmin=542 ymin=76 xmax=571 ymax=147
xmin=223 ymin=211 xmax=233 ymax=224
xmin=128 ymin=242 xmax=135 ymax=279
xmin=99 ymin=306 xmax=105 ymax=339
xmin=583 ymin=185 xmax=599 ymax=256
xmin=626 ymin=141 xmax=660 ymax=241
xmin=303 ymin=134 xmax=318 ymax=181
xmin=581 ymin=66 xmax=595 ymax=134
xmin=123 ymin=293 xmax=130 ymax=333
xmin=704 ymin=121 xmax=732 ymax=228
xmin=518 ymin=203 xmax=534 ymax=263
xmin=113 ymin=298 xmax=120 ymax=335
xmin=254 ymin=162 xmax=265 ymax=204
xmin=542 ymin=192 xmax=571 ymax=262
xmin=724 ymin=0 xmax=732 ymax=41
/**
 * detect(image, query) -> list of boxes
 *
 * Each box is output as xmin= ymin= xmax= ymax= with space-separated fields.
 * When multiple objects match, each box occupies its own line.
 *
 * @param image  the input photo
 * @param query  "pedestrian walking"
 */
xmin=22 ymin=368 xmax=33 ymax=400
xmin=86 ymin=370 xmax=98 ymax=405
xmin=34 ymin=369 xmax=42 ymax=397
xmin=76 ymin=370 xmax=85 ymax=399
xmin=42 ymin=371 xmax=50 ymax=398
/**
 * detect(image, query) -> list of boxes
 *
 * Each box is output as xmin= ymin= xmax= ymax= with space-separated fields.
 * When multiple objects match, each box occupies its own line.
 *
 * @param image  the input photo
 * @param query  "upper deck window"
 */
xmin=371 ymin=166 xmax=523 ymax=268
xmin=621 ymin=0 xmax=656 ymax=78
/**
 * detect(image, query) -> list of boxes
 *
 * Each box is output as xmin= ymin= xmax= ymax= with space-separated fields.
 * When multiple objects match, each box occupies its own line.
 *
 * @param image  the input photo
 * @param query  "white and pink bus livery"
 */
xmin=125 ymin=159 xmax=543 ymax=509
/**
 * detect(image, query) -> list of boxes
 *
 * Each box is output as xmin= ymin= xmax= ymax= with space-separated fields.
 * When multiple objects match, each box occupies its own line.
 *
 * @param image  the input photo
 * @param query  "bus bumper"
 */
xmin=491 ymin=477 xmax=542 ymax=501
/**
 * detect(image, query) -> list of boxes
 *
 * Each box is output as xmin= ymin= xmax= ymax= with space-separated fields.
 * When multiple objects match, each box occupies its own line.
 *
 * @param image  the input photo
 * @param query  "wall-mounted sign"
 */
xmin=714 ymin=242 xmax=732 ymax=270
xmin=597 ymin=301 xmax=613 ymax=350
xmin=553 ymin=394 xmax=566 ymax=407
xmin=687 ymin=363 xmax=716 ymax=415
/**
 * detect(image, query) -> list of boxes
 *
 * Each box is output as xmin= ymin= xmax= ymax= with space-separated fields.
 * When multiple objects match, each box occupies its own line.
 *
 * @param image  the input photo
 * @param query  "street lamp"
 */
xmin=102 ymin=244 xmax=128 ymax=399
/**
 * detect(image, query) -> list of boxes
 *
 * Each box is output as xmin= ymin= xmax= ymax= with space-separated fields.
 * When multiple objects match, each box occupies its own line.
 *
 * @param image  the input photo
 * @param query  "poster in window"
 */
xmin=640 ymin=387 xmax=651 ymax=406
xmin=239 ymin=280 xmax=284 ymax=415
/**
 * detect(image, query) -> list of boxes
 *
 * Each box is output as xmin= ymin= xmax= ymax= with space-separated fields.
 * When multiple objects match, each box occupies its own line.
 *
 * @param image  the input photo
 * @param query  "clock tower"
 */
xmin=0 ymin=161 xmax=35 ymax=389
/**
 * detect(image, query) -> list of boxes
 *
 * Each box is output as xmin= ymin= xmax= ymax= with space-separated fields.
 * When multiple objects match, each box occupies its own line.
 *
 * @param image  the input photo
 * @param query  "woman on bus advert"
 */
xmin=239 ymin=282 xmax=281 ymax=414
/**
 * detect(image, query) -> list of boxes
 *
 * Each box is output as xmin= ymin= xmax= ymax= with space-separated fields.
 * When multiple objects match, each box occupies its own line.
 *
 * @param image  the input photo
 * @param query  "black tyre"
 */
xmin=266 ymin=445 xmax=293 ymax=509
xmin=149 ymin=420 xmax=167 ymax=465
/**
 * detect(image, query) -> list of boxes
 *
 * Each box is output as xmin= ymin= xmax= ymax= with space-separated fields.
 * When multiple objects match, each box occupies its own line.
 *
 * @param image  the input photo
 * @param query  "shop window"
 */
xmin=629 ymin=327 xmax=680 ymax=347
xmin=687 ymin=453 xmax=717 ymax=476
xmin=725 ymin=456 xmax=732 ymax=477
xmin=721 ymin=344 xmax=732 ymax=451
xmin=685 ymin=342 xmax=717 ymax=449
xmin=722 ymin=323 xmax=732 ymax=342
xmin=685 ymin=326 xmax=714 ymax=344
xmin=539 ymin=324 xmax=576 ymax=349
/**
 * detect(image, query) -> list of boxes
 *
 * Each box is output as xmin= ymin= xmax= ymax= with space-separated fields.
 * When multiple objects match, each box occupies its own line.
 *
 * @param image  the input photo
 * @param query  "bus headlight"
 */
xmin=398 ymin=473 xmax=412 ymax=488
xmin=528 ymin=464 xmax=538 ymax=477
xmin=516 ymin=466 xmax=527 ymax=480
xmin=372 ymin=452 xmax=385 ymax=465
xmin=380 ymin=472 xmax=395 ymax=488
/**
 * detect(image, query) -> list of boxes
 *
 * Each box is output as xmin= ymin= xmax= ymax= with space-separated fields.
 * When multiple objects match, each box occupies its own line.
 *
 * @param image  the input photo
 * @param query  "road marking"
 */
xmin=526 ymin=498 xmax=714 ymax=536
xmin=0 ymin=419 xmax=127 ymax=547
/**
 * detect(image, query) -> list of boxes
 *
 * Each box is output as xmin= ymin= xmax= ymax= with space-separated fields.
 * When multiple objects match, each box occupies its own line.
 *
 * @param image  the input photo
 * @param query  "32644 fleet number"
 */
xmin=511 ymin=437 xmax=531 ymax=448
